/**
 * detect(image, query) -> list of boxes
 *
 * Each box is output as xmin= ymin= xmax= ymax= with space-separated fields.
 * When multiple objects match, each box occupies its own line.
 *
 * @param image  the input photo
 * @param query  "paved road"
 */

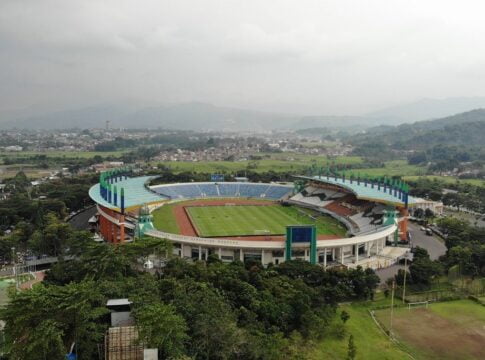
xmin=376 ymin=264 xmax=405 ymax=283
xmin=376 ymin=222 xmax=447 ymax=283
xmin=68 ymin=206 xmax=97 ymax=230
xmin=407 ymin=222 xmax=447 ymax=260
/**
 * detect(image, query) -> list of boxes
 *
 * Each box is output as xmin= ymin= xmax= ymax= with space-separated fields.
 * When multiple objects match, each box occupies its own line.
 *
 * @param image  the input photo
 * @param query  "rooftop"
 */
xmin=301 ymin=175 xmax=418 ymax=207
xmin=89 ymin=176 xmax=166 ymax=211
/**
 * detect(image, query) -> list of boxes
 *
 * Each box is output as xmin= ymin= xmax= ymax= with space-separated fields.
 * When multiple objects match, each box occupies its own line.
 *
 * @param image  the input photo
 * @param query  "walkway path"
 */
xmin=19 ymin=271 xmax=45 ymax=290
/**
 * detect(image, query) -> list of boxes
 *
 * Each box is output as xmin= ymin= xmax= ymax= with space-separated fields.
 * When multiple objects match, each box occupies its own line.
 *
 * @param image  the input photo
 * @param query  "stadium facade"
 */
xmin=88 ymin=168 xmax=441 ymax=269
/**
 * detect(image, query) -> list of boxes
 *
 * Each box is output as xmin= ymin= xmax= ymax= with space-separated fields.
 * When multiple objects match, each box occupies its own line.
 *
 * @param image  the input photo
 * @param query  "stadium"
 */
xmin=88 ymin=168 xmax=442 ymax=269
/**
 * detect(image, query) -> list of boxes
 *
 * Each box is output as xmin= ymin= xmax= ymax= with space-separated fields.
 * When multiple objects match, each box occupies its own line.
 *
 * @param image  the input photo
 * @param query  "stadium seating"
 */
xmin=198 ymin=184 xmax=219 ymax=197
xmin=265 ymin=185 xmax=293 ymax=199
xmin=218 ymin=183 xmax=238 ymax=197
xmin=151 ymin=182 xmax=292 ymax=200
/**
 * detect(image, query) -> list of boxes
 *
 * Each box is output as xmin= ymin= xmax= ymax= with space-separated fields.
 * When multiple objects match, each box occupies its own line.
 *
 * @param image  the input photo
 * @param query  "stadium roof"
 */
xmin=89 ymin=176 xmax=166 ymax=211
xmin=299 ymin=175 xmax=418 ymax=207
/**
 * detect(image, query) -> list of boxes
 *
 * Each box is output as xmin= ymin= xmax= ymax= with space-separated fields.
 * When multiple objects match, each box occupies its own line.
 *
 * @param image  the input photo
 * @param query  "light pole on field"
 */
xmin=390 ymin=279 xmax=395 ymax=338
xmin=402 ymin=253 xmax=409 ymax=304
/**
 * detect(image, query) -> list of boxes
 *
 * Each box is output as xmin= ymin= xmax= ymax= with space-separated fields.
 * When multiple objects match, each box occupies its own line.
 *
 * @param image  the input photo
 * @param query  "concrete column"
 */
xmin=341 ymin=248 xmax=344 ymax=264
xmin=261 ymin=250 xmax=265 ymax=265
xmin=218 ymin=247 xmax=222 ymax=259
xmin=367 ymin=242 xmax=371 ymax=257
xmin=180 ymin=244 xmax=184 ymax=258
xmin=119 ymin=215 xmax=125 ymax=243
xmin=198 ymin=246 xmax=202 ymax=260
xmin=332 ymin=248 xmax=335 ymax=260
xmin=355 ymin=244 xmax=359 ymax=263
xmin=323 ymin=248 xmax=327 ymax=268
xmin=240 ymin=249 xmax=244 ymax=261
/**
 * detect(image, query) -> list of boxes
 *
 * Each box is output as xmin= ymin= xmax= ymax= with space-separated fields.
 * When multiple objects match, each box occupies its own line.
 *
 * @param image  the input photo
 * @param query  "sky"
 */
xmin=1 ymin=0 xmax=485 ymax=115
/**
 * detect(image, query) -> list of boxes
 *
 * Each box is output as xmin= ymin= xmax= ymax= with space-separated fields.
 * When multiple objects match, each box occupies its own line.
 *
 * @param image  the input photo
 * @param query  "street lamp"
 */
xmin=402 ymin=252 xmax=410 ymax=304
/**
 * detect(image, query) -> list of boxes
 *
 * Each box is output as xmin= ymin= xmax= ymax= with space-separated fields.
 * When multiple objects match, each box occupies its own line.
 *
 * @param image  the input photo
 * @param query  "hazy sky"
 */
xmin=1 ymin=0 xmax=485 ymax=115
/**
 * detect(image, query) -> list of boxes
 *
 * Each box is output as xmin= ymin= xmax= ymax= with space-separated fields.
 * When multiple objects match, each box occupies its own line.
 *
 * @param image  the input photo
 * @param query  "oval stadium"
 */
xmin=89 ymin=168 xmax=443 ymax=269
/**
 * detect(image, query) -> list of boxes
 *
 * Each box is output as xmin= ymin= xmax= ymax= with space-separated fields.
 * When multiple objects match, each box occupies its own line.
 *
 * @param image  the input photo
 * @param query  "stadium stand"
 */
xmin=151 ymin=182 xmax=292 ymax=200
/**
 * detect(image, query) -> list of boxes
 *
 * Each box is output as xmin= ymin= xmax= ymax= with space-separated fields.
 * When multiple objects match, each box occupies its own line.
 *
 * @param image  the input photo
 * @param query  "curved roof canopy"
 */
xmin=299 ymin=175 xmax=417 ymax=207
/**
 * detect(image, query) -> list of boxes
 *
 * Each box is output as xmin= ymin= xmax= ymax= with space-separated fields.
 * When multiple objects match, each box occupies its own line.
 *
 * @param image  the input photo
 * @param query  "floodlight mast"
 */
xmin=390 ymin=279 xmax=395 ymax=338
xmin=402 ymin=253 xmax=409 ymax=304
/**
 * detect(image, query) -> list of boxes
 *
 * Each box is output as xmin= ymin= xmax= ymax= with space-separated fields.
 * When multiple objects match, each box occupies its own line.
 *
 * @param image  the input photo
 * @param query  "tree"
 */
xmin=1 ymin=281 xmax=108 ymax=360
xmin=409 ymin=257 xmax=442 ymax=286
xmin=135 ymin=303 xmax=188 ymax=359
xmin=28 ymin=212 xmax=73 ymax=256
xmin=347 ymin=334 xmax=357 ymax=360
xmin=340 ymin=310 xmax=350 ymax=324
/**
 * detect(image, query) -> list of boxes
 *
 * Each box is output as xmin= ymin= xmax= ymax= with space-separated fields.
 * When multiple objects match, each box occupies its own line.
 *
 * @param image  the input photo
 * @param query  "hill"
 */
xmin=0 ymin=102 xmax=299 ymax=131
xmin=367 ymin=97 xmax=485 ymax=122
xmin=0 ymin=102 xmax=387 ymax=131
xmin=352 ymin=109 xmax=485 ymax=149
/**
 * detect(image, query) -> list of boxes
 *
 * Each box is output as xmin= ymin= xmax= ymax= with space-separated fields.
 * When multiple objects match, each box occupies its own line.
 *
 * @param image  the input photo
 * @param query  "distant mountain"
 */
xmin=352 ymin=108 xmax=485 ymax=149
xmin=0 ymin=102 xmax=299 ymax=131
xmin=290 ymin=115 xmax=376 ymax=130
xmin=366 ymin=97 xmax=485 ymax=123
xmin=0 ymin=103 xmax=143 ymax=130
xmin=0 ymin=102 xmax=385 ymax=131
xmin=3 ymin=98 xmax=485 ymax=132
xmin=117 ymin=102 xmax=297 ymax=131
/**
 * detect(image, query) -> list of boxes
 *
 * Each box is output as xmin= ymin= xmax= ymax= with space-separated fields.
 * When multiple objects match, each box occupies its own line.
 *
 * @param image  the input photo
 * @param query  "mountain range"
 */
xmin=2 ymin=97 xmax=485 ymax=131
xmin=351 ymin=108 xmax=485 ymax=149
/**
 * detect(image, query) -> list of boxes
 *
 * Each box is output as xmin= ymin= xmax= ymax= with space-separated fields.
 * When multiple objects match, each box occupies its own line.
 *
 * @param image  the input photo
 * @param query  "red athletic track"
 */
xmin=170 ymin=199 xmax=341 ymax=241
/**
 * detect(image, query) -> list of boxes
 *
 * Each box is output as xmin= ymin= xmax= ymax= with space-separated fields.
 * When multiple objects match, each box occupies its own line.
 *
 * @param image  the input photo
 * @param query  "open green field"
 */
xmin=185 ymin=204 xmax=346 ymax=237
xmin=156 ymin=155 xmax=363 ymax=174
xmin=403 ymin=175 xmax=485 ymax=187
xmin=152 ymin=202 xmax=181 ymax=234
xmin=0 ymin=150 xmax=127 ymax=159
xmin=374 ymin=300 xmax=485 ymax=360
xmin=345 ymin=160 xmax=427 ymax=178
xmin=308 ymin=294 xmax=409 ymax=360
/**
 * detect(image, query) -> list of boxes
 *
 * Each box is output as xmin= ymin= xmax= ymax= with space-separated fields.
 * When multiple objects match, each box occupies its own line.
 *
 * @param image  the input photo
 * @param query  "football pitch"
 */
xmin=185 ymin=204 xmax=346 ymax=237
xmin=374 ymin=300 xmax=485 ymax=359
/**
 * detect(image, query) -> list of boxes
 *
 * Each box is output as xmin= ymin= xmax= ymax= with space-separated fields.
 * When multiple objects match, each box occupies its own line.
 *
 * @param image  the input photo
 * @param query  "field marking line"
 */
xmin=368 ymin=309 xmax=416 ymax=360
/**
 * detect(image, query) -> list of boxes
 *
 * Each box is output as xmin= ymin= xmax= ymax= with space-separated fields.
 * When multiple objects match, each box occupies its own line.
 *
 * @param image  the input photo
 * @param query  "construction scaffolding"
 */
xmin=104 ymin=326 xmax=143 ymax=360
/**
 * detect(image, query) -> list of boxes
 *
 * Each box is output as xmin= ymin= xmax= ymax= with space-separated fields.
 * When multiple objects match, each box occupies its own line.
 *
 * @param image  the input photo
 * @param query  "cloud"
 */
xmin=2 ymin=0 xmax=485 ymax=114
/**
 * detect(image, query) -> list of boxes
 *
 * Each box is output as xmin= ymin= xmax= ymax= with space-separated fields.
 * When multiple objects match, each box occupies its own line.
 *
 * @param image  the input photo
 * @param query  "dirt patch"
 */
xmin=19 ymin=271 xmax=45 ymax=290
xmin=376 ymin=307 xmax=485 ymax=359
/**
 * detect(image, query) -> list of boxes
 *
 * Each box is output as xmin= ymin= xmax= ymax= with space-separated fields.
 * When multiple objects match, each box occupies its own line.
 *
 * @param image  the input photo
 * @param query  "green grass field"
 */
xmin=374 ymin=300 xmax=485 ymax=359
xmin=155 ymin=155 xmax=363 ymax=174
xmin=185 ymin=204 xmax=346 ymax=237
xmin=403 ymin=175 xmax=485 ymax=187
xmin=0 ymin=150 xmax=127 ymax=159
xmin=308 ymin=294 xmax=409 ymax=360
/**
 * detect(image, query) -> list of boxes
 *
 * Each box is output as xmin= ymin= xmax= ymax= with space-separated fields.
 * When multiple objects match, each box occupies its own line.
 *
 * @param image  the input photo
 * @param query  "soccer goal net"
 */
xmin=407 ymin=301 xmax=429 ymax=310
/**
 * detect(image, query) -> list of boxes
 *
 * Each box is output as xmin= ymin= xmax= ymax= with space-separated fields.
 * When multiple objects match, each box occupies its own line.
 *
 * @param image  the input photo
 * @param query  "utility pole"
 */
xmin=390 ymin=279 xmax=395 ymax=338
xmin=402 ymin=255 xmax=408 ymax=304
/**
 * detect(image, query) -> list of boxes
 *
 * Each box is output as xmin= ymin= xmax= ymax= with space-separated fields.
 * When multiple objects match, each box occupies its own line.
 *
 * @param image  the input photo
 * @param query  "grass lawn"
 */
xmin=308 ymin=294 xmax=409 ymax=360
xmin=0 ymin=150 xmax=127 ymax=159
xmin=345 ymin=160 xmax=427 ymax=178
xmin=186 ymin=204 xmax=346 ymax=237
xmin=403 ymin=175 xmax=485 ymax=187
xmin=155 ymin=155 xmax=363 ymax=174
xmin=152 ymin=203 xmax=181 ymax=234
xmin=374 ymin=300 xmax=485 ymax=360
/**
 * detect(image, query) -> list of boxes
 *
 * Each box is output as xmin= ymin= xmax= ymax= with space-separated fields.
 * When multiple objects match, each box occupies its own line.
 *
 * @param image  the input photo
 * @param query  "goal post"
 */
xmin=407 ymin=301 xmax=429 ymax=311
